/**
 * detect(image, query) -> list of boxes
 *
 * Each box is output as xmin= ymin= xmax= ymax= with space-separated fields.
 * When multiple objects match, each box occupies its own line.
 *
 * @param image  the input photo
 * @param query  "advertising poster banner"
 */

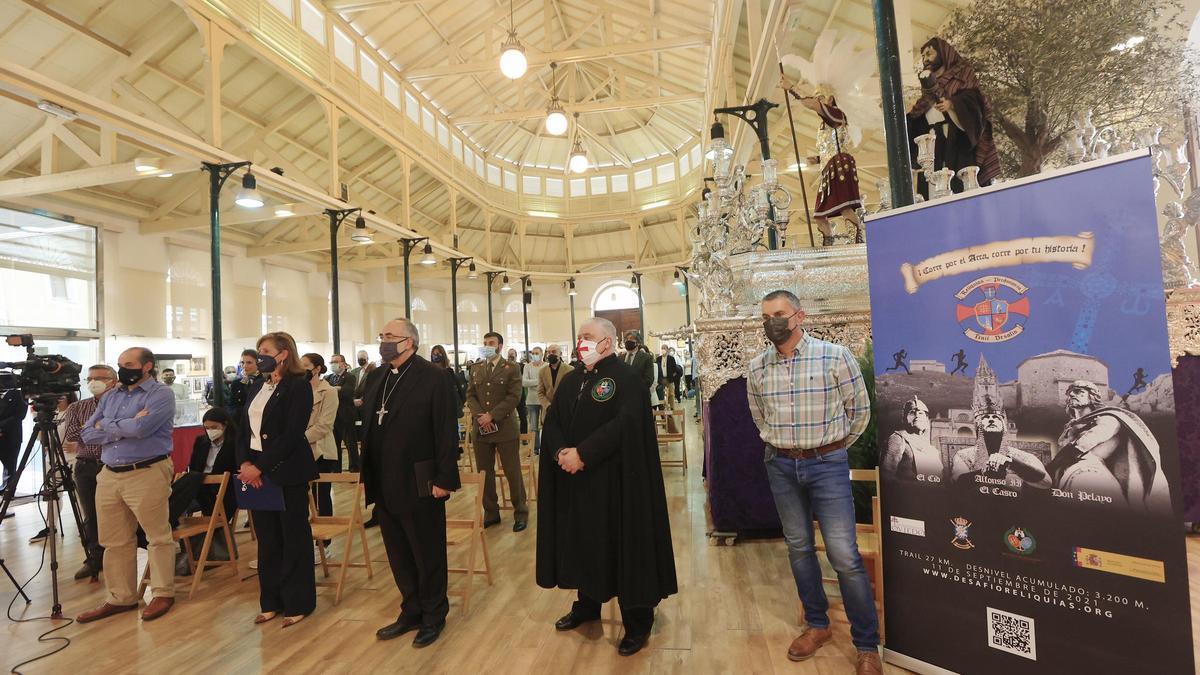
xmin=865 ymin=153 xmax=1193 ymax=674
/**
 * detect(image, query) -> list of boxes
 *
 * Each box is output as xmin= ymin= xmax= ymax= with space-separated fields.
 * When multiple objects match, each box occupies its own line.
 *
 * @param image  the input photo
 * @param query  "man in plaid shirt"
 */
xmin=62 ymin=364 xmax=119 ymax=580
xmin=747 ymin=290 xmax=880 ymax=675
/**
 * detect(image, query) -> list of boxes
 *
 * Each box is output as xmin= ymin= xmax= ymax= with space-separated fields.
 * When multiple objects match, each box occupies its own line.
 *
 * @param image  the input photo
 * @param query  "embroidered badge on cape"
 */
xmin=591 ymin=377 xmax=616 ymax=402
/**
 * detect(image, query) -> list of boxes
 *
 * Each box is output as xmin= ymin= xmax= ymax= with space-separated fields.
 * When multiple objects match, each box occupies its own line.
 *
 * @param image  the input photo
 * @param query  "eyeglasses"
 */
xmin=376 ymin=334 xmax=410 ymax=344
xmin=86 ymin=376 xmax=114 ymax=383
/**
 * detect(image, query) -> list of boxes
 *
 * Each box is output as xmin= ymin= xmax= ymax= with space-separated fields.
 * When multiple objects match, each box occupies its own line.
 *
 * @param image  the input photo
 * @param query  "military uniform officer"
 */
xmin=466 ymin=331 xmax=528 ymax=531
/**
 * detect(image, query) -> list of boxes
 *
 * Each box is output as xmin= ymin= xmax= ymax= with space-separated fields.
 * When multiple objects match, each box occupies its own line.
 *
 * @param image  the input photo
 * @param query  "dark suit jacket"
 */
xmin=325 ymin=371 xmax=359 ymax=426
xmin=189 ymin=434 xmax=237 ymax=475
xmin=235 ymin=374 xmax=318 ymax=486
xmin=621 ymin=350 xmax=655 ymax=390
xmin=361 ymin=355 xmax=461 ymax=514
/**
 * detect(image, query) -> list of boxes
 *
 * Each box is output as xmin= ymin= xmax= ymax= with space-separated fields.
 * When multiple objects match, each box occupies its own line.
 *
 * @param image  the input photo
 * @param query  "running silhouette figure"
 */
xmin=949 ymin=349 xmax=969 ymax=376
xmin=885 ymin=348 xmax=910 ymax=374
xmin=1125 ymin=367 xmax=1148 ymax=396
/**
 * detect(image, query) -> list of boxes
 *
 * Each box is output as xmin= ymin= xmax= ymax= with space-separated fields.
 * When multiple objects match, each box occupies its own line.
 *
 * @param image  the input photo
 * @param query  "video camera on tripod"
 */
xmin=0 ymin=334 xmax=91 ymax=616
xmin=0 ymin=334 xmax=83 ymax=402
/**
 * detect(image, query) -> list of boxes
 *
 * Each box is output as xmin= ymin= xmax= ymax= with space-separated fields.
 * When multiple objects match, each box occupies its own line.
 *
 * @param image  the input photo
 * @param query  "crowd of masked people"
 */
xmin=0 ymin=299 xmax=888 ymax=673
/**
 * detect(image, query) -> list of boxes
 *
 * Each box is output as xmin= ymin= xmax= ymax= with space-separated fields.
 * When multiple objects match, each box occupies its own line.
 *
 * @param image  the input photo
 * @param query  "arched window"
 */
xmin=591 ymin=281 xmax=639 ymax=313
xmin=504 ymin=299 xmax=523 ymax=313
xmin=410 ymin=297 xmax=429 ymax=313
xmin=456 ymin=299 xmax=479 ymax=313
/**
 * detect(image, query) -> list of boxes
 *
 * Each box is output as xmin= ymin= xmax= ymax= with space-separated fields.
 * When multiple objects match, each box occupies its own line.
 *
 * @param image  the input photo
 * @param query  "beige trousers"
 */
xmin=96 ymin=459 xmax=175 ymax=604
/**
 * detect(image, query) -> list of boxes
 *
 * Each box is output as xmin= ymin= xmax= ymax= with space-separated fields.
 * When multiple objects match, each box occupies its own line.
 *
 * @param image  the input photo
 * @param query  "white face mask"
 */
xmin=205 ymin=428 xmax=223 ymax=441
xmin=87 ymin=380 xmax=108 ymax=397
xmin=577 ymin=339 xmax=604 ymax=367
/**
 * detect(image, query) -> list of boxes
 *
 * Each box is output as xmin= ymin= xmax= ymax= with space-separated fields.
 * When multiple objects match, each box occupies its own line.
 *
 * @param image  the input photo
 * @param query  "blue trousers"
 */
xmin=764 ymin=450 xmax=880 ymax=652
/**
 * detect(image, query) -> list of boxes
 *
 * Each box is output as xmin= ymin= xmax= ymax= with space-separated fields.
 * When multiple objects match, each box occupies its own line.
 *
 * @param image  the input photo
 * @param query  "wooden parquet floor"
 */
xmin=1 ymin=402 xmax=1197 ymax=673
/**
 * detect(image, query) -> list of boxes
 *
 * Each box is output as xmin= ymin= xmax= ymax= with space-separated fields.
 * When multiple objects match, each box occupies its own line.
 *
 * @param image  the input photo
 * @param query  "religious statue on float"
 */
xmin=780 ymin=30 xmax=881 ymax=246
xmin=906 ymin=37 xmax=1002 ymax=199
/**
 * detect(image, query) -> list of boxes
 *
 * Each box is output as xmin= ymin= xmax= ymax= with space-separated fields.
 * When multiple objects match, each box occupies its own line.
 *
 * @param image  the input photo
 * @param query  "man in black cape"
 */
xmin=536 ymin=316 xmax=677 ymax=656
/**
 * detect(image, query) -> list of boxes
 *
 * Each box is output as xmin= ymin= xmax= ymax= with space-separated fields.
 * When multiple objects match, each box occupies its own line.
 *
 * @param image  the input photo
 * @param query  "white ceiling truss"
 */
xmin=0 ymin=0 xmax=960 ymax=274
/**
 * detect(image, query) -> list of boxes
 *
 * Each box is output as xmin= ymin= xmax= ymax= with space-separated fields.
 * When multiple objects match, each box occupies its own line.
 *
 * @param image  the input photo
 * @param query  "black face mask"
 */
xmin=305 ymin=369 xmax=314 ymax=381
xmin=256 ymin=354 xmax=278 ymax=374
xmin=763 ymin=315 xmax=796 ymax=345
xmin=624 ymin=340 xmax=638 ymax=352
xmin=117 ymin=366 xmax=144 ymax=387
xmin=431 ymin=352 xmax=444 ymax=363
xmin=546 ymin=354 xmax=559 ymax=365
xmin=358 ymin=357 xmax=368 ymax=367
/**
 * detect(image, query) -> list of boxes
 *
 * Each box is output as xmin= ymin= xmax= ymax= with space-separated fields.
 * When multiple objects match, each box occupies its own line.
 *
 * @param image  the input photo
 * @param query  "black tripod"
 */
xmin=0 ymin=396 xmax=94 ymax=618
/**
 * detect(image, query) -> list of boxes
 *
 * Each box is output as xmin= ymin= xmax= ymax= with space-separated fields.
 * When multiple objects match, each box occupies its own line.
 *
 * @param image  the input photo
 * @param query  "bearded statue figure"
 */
xmin=881 ymin=396 xmax=944 ymax=483
xmin=1046 ymin=380 xmax=1171 ymax=514
xmin=949 ymin=356 xmax=1049 ymax=494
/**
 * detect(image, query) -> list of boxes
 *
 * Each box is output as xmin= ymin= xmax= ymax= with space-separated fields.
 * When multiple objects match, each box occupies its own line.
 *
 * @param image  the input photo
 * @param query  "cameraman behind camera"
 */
xmin=77 ymin=347 xmax=177 ymax=624
xmin=0 ymin=387 xmax=25 ymax=505
xmin=61 ymin=365 xmax=118 ymax=579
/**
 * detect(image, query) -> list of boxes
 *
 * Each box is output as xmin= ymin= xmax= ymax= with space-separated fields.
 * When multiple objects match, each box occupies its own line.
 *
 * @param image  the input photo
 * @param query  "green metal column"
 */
xmin=872 ymin=0 xmax=915 ymax=208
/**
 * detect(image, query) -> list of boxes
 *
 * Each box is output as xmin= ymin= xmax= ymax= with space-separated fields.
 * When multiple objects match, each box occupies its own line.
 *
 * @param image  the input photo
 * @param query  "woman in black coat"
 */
xmin=430 ymin=344 xmax=466 ymax=415
xmin=236 ymin=331 xmax=318 ymax=628
xmin=191 ymin=407 xmax=239 ymax=524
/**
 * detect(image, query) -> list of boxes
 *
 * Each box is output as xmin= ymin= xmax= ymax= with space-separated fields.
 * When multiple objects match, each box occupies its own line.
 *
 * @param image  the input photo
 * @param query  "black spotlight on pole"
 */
xmin=399 ymin=236 xmax=429 ymax=318
xmin=201 ymin=160 xmax=254 ymax=408
xmin=325 ymin=207 xmax=362 ymax=354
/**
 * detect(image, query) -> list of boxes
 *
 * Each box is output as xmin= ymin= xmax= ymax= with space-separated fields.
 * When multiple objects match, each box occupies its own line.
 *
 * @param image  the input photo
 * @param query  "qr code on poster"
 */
xmin=986 ymin=607 xmax=1036 ymax=660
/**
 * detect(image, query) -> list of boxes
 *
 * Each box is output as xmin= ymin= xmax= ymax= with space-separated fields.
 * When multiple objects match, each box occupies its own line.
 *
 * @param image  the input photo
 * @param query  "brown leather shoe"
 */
xmin=856 ymin=651 xmax=883 ymax=675
xmin=76 ymin=602 xmax=138 ymax=624
xmin=787 ymin=627 xmax=833 ymax=661
xmin=141 ymin=596 xmax=175 ymax=621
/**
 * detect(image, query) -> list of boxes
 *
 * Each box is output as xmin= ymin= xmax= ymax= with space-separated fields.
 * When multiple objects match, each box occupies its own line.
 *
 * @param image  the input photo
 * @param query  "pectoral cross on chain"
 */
xmin=377 ymin=406 xmax=388 ymax=425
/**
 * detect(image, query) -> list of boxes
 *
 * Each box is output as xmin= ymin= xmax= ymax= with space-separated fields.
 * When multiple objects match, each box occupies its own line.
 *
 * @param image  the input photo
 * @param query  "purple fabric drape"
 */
xmin=704 ymin=377 xmax=783 ymax=532
xmin=1173 ymin=356 xmax=1200 ymax=523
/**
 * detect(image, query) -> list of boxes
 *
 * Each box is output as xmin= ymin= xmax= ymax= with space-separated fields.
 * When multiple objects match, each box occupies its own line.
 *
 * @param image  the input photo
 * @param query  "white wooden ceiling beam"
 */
xmin=140 ymin=202 xmax=323 ymax=235
xmin=404 ymin=34 xmax=710 ymax=80
xmin=0 ymin=156 xmax=198 ymax=199
xmin=455 ymin=93 xmax=701 ymax=125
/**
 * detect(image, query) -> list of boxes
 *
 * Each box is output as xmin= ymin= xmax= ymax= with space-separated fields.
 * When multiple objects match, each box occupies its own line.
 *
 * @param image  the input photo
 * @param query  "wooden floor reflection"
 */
xmin=1 ymin=402 xmax=1197 ymax=673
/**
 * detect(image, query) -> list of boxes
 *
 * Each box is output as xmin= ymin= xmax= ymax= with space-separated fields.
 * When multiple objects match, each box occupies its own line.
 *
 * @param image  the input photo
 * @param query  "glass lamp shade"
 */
xmin=499 ymin=35 xmax=527 ymax=79
xmin=500 ymin=276 xmax=512 ymax=292
xmin=545 ymin=107 xmax=568 ymax=136
xmin=672 ymin=271 xmax=684 ymax=287
xmin=467 ymin=263 xmax=479 ymax=280
xmin=710 ymin=138 xmax=731 ymax=187
xmin=761 ymin=158 xmax=779 ymax=190
xmin=234 ymin=173 xmax=263 ymax=208
xmin=567 ymin=282 xmax=577 ymax=296
xmin=419 ymin=242 xmax=436 ymax=265
xmin=568 ymin=147 xmax=589 ymax=174
xmin=350 ymin=225 xmax=372 ymax=243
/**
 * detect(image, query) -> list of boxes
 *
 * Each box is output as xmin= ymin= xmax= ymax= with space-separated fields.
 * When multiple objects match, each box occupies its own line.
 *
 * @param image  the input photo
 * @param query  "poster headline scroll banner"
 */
xmin=899 ymin=232 xmax=1095 ymax=294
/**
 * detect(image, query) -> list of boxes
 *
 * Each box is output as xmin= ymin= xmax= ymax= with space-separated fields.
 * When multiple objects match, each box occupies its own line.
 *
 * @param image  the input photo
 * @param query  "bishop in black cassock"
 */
xmin=361 ymin=318 xmax=461 ymax=648
xmin=536 ymin=318 xmax=678 ymax=656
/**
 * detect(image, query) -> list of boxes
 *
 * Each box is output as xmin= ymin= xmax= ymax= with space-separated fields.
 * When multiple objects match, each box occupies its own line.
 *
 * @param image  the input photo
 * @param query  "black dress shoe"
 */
xmin=618 ymin=633 xmax=650 ymax=656
xmin=412 ymin=620 xmax=445 ymax=648
xmin=483 ymin=517 xmax=501 ymax=528
xmin=512 ymin=520 xmax=527 ymax=532
xmin=376 ymin=617 xmax=422 ymax=640
xmin=554 ymin=611 xmax=599 ymax=631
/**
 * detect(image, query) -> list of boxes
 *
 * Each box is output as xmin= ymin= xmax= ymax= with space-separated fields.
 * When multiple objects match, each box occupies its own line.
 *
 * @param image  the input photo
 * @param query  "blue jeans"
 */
xmin=525 ymin=404 xmax=541 ymax=454
xmin=764 ymin=450 xmax=880 ymax=652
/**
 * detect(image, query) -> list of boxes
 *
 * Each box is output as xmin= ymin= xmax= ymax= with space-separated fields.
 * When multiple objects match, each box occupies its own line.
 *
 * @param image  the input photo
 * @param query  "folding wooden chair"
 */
xmin=499 ymin=432 xmax=537 ymax=507
xmin=139 ymin=472 xmax=238 ymax=600
xmin=308 ymin=472 xmax=374 ymax=605
xmin=458 ymin=412 xmax=476 ymax=473
xmin=810 ymin=468 xmax=885 ymax=638
xmin=655 ymin=409 xmax=687 ymax=472
xmin=447 ymin=471 xmax=493 ymax=614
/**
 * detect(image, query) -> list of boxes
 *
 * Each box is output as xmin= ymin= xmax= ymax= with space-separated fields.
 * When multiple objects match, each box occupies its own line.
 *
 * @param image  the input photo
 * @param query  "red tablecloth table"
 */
xmin=171 ymin=425 xmax=203 ymax=473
